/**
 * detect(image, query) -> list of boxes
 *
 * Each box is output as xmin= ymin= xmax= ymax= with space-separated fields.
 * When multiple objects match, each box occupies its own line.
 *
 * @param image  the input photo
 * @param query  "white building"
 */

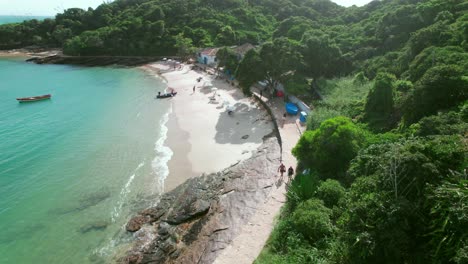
xmin=197 ymin=48 xmax=219 ymax=66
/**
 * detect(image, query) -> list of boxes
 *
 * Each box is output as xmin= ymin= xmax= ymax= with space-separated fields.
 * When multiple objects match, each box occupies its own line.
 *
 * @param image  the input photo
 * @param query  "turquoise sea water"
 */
xmin=0 ymin=58 xmax=171 ymax=263
xmin=0 ymin=15 xmax=51 ymax=25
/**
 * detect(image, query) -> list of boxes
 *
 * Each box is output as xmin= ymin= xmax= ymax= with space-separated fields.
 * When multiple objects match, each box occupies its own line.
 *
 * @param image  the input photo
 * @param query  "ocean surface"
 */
xmin=0 ymin=15 xmax=51 ymax=25
xmin=0 ymin=57 xmax=172 ymax=263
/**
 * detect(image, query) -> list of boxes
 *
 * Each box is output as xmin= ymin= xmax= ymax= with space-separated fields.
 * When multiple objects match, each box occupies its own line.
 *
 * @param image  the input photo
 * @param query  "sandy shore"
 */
xmin=130 ymin=62 xmax=304 ymax=263
xmin=143 ymin=62 xmax=274 ymax=192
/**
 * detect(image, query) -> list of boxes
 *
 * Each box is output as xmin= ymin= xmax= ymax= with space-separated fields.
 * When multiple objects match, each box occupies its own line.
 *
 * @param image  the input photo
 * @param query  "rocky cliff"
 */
xmin=26 ymin=55 xmax=179 ymax=67
xmin=120 ymin=136 xmax=281 ymax=264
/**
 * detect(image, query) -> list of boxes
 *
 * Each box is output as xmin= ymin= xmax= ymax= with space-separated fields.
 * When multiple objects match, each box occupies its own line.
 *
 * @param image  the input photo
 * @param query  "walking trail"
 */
xmin=213 ymin=86 xmax=305 ymax=264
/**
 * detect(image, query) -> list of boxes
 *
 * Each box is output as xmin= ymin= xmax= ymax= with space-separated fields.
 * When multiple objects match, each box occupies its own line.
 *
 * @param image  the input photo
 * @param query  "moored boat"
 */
xmin=16 ymin=94 xmax=52 ymax=103
xmin=156 ymin=91 xmax=177 ymax=99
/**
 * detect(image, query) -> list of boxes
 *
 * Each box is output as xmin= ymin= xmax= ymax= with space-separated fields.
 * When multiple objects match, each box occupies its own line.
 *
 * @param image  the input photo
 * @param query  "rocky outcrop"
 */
xmin=26 ymin=55 xmax=179 ymax=67
xmin=120 ymin=136 xmax=281 ymax=264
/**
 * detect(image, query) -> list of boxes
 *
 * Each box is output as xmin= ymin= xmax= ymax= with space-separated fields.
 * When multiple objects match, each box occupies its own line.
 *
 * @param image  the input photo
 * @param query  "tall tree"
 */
xmin=258 ymin=37 xmax=302 ymax=91
xmin=173 ymin=33 xmax=196 ymax=60
xmin=402 ymin=65 xmax=468 ymax=125
xmin=300 ymin=30 xmax=343 ymax=79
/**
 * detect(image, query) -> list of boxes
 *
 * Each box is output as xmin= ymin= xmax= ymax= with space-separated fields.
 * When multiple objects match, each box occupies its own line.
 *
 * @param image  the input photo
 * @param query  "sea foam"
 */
xmin=151 ymin=104 xmax=173 ymax=200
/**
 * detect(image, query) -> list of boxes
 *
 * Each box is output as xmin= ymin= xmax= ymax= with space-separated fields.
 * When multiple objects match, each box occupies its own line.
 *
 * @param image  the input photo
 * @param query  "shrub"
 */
xmin=395 ymin=80 xmax=413 ymax=92
xmin=402 ymin=65 xmax=468 ymax=125
xmin=364 ymin=72 xmax=397 ymax=130
xmin=286 ymin=172 xmax=320 ymax=210
xmin=427 ymin=179 xmax=468 ymax=263
xmin=316 ymin=179 xmax=346 ymax=208
xmin=293 ymin=116 xmax=367 ymax=182
xmin=353 ymin=71 xmax=369 ymax=85
xmin=411 ymin=110 xmax=466 ymax=136
xmin=291 ymin=198 xmax=334 ymax=244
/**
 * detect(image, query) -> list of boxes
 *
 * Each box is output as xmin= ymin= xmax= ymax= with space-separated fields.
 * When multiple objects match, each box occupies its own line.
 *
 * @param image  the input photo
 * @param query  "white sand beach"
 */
xmin=143 ymin=62 xmax=274 ymax=192
xmin=141 ymin=61 xmax=303 ymax=263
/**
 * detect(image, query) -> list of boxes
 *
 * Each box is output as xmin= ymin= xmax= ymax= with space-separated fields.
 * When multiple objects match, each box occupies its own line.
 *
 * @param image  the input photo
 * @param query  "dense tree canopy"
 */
xmin=292 ymin=116 xmax=366 ymax=182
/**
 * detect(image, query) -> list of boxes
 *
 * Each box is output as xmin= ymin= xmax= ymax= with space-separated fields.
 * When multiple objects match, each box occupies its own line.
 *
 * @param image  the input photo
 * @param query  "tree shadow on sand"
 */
xmin=214 ymin=102 xmax=273 ymax=145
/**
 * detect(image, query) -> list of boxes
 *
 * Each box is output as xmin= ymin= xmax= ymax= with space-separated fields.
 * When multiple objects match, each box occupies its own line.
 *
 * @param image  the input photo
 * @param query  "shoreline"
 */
xmin=144 ymin=62 xmax=274 ymax=192
xmin=0 ymin=48 xmax=60 ymax=58
xmin=132 ymin=61 xmax=303 ymax=264
xmin=117 ymin=62 xmax=287 ymax=263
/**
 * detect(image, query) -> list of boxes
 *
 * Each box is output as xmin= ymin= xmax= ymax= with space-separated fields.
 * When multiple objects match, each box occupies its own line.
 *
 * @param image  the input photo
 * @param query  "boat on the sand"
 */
xmin=16 ymin=94 xmax=52 ymax=103
xmin=156 ymin=91 xmax=177 ymax=99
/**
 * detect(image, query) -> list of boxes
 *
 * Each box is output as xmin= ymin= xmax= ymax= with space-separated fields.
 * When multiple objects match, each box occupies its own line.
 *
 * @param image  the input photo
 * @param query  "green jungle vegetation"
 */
xmin=1 ymin=0 xmax=466 ymax=262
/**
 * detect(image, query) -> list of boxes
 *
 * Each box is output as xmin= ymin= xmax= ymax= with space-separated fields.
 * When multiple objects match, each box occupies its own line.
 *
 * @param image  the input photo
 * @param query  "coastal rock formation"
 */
xmin=26 ymin=55 xmax=178 ymax=67
xmin=120 ymin=136 xmax=281 ymax=264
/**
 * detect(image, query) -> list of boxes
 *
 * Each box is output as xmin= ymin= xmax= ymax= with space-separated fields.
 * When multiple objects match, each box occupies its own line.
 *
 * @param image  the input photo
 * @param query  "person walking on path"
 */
xmin=282 ymin=113 xmax=287 ymax=128
xmin=288 ymin=166 xmax=294 ymax=182
xmin=193 ymin=85 xmax=195 ymax=93
xmin=278 ymin=163 xmax=286 ymax=177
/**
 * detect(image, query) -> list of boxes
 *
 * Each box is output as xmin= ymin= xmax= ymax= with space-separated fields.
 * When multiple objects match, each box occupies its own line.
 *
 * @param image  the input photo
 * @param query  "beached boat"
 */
xmin=16 ymin=94 xmax=52 ymax=103
xmin=156 ymin=92 xmax=177 ymax=99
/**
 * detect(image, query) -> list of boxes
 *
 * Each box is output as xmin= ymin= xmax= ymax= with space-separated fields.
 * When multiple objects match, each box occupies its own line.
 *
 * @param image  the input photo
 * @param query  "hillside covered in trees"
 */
xmin=2 ymin=0 xmax=467 ymax=263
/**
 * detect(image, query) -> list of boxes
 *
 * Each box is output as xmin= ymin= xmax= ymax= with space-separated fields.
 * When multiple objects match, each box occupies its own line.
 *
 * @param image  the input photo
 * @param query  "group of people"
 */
xmin=278 ymin=163 xmax=294 ymax=180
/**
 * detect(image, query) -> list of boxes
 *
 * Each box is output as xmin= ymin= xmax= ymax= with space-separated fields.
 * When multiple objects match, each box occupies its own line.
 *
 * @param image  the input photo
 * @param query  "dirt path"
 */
xmin=213 ymin=88 xmax=305 ymax=264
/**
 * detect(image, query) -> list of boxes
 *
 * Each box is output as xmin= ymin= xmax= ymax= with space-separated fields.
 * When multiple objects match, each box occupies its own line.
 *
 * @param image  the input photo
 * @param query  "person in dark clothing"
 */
xmin=278 ymin=163 xmax=286 ymax=177
xmin=288 ymin=166 xmax=294 ymax=181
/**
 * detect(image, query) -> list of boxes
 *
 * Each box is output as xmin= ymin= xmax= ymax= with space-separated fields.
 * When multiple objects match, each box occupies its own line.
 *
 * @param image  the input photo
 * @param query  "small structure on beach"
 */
xmin=197 ymin=48 xmax=219 ymax=66
xmin=196 ymin=43 xmax=255 ymax=68
xmin=232 ymin=43 xmax=255 ymax=60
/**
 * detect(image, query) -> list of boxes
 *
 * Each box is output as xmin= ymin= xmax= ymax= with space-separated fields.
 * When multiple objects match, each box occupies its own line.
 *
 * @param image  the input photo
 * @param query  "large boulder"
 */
xmin=119 ymin=137 xmax=280 ymax=264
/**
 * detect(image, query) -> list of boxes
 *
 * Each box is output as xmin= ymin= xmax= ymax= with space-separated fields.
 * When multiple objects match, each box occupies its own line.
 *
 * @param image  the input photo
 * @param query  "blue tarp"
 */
xmin=286 ymin=103 xmax=299 ymax=115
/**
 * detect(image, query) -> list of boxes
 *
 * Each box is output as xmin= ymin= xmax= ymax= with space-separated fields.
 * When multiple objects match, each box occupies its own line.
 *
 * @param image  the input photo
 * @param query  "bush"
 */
xmin=291 ymin=198 xmax=334 ymax=244
xmin=395 ymin=80 xmax=413 ymax=92
xmin=364 ymin=72 xmax=397 ymax=130
xmin=353 ymin=71 xmax=369 ymax=85
xmin=268 ymin=217 xmax=297 ymax=253
xmin=402 ymin=65 xmax=468 ymax=125
xmin=427 ymin=179 xmax=468 ymax=263
xmin=316 ymin=179 xmax=346 ymax=208
xmin=286 ymin=172 xmax=320 ymax=210
xmin=410 ymin=110 xmax=467 ymax=136
xmin=292 ymin=116 xmax=367 ymax=182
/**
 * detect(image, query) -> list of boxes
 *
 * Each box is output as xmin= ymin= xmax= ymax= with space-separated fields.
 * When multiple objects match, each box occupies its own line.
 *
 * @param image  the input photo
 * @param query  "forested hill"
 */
xmin=0 ymin=0 xmax=344 ymax=55
xmin=0 ymin=0 xmax=462 ymax=60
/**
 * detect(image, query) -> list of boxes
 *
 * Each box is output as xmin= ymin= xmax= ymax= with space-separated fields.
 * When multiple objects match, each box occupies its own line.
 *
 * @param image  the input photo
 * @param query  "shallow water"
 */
xmin=0 ymin=58 xmax=171 ymax=263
